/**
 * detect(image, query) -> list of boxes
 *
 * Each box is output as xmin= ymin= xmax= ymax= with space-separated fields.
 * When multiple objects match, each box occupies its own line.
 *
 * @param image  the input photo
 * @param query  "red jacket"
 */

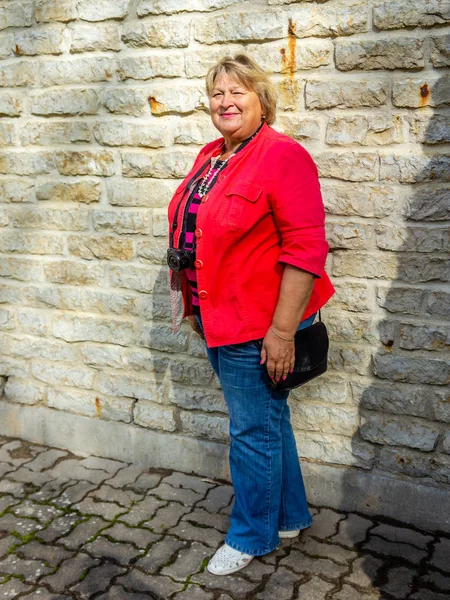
xmin=168 ymin=124 xmax=335 ymax=348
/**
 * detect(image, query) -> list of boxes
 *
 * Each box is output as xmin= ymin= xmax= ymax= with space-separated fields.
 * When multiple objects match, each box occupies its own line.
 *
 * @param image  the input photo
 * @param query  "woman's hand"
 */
xmin=260 ymin=328 xmax=295 ymax=382
xmin=187 ymin=315 xmax=204 ymax=339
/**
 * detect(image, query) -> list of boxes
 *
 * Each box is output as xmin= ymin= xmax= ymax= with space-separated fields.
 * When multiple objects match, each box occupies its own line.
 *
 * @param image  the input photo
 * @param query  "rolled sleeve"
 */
xmin=269 ymin=142 xmax=329 ymax=277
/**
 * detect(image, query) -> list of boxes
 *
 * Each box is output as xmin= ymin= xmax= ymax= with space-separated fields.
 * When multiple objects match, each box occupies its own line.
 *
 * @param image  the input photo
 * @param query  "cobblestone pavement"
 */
xmin=0 ymin=437 xmax=449 ymax=599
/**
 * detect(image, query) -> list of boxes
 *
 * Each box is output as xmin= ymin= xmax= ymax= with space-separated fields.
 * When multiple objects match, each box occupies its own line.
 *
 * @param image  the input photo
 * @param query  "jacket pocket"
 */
xmin=224 ymin=182 xmax=263 ymax=228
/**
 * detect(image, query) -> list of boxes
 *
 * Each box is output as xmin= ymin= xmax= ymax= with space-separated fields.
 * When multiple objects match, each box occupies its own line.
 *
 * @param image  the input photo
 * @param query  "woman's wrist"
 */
xmin=269 ymin=326 xmax=295 ymax=342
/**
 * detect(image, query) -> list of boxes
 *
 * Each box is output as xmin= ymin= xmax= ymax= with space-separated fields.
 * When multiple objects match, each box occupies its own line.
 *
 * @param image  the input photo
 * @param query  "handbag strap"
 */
xmin=318 ymin=310 xmax=322 ymax=322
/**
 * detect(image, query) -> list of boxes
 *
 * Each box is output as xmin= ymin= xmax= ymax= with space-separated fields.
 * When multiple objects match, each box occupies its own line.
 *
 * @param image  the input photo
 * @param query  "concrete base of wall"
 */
xmin=1 ymin=401 xmax=449 ymax=534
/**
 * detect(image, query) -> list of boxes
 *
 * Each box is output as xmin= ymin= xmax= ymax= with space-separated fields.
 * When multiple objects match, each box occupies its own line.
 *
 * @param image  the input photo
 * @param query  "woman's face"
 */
xmin=209 ymin=72 xmax=264 ymax=143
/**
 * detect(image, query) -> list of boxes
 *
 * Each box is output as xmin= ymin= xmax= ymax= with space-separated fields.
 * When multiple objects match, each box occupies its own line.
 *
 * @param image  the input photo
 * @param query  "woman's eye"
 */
xmin=233 ymin=92 xmax=243 ymax=95
xmin=213 ymin=93 xmax=223 ymax=98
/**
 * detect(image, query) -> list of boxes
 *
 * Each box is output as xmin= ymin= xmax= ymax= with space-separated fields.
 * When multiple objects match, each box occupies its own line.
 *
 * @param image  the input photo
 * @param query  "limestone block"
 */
xmin=174 ymin=118 xmax=217 ymax=145
xmin=336 ymin=39 xmax=425 ymax=71
xmin=68 ymin=235 xmax=134 ymax=261
xmin=0 ymin=179 xmax=34 ymax=203
xmin=373 ymin=0 xmax=450 ymax=30
xmin=397 ymin=254 xmax=449 ymax=283
xmin=40 ymin=57 xmax=115 ymax=86
xmin=0 ymin=152 xmax=52 ymax=176
xmin=134 ymin=401 xmax=176 ymax=431
xmin=139 ymin=324 xmax=188 ymax=353
xmin=326 ymin=312 xmax=376 ymax=344
xmin=107 ymin=178 xmax=177 ymax=208
xmin=0 ymin=122 xmax=14 ymax=145
xmin=31 ymin=89 xmax=100 ymax=116
xmin=289 ymin=2 xmax=368 ymax=38
xmin=247 ymin=39 xmax=332 ymax=73
xmin=35 ymin=0 xmax=78 ymax=23
xmin=77 ymin=0 xmax=132 ymax=22
xmin=0 ymin=61 xmax=36 ymax=86
xmin=360 ymin=413 xmax=439 ymax=451
xmin=380 ymin=154 xmax=450 ymax=183
xmin=0 ymin=93 xmax=23 ymax=117
xmin=291 ymin=374 xmax=349 ymax=405
xmin=0 ymin=32 xmax=13 ymax=58
xmin=399 ymin=323 xmax=450 ymax=351
xmin=434 ymin=389 xmax=450 ymax=424
xmin=48 ymin=389 xmax=134 ymax=422
xmin=168 ymin=386 xmax=226 ymax=413
xmin=424 ymin=291 xmax=450 ymax=318
xmin=316 ymin=152 xmax=378 ymax=182
xmin=275 ymin=78 xmax=304 ymax=111
xmin=326 ymin=115 xmax=406 ymax=146
xmin=326 ymin=221 xmax=373 ymax=250
xmin=179 ymin=411 xmax=228 ymax=441
xmin=374 ymin=353 xmax=450 ymax=385
xmin=322 ymin=182 xmax=396 ymax=218
xmin=93 ymin=120 xmax=173 ymax=149
xmin=291 ymin=403 xmax=358 ymax=436
xmin=328 ymin=345 xmax=372 ymax=376
xmin=0 ymin=356 xmax=29 ymax=379
xmin=393 ymin=75 xmax=450 ymax=108
xmin=353 ymin=383 xmax=432 ymax=419
xmin=195 ymin=11 xmax=284 ymax=44
xmin=43 ymin=261 xmax=103 ymax=286
xmin=122 ymin=149 xmax=198 ymax=178
xmin=409 ymin=114 xmax=450 ymax=145
xmin=9 ymin=206 xmax=89 ymax=231
xmin=295 ymin=431 xmax=376 ymax=469
xmin=0 ymin=283 xmax=21 ymax=305
xmin=118 ymin=54 xmax=185 ymax=80
xmin=406 ymin=187 xmax=450 ymax=221
xmin=376 ymin=285 xmax=423 ymax=315
xmin=0 ymin=231 xmax=64 ymax=255
xmin=0 ymin=308 xmax=14 ymax=330
xmin=0 ymin=1 xmax=33 ymax=31
xmin=109 ymin=264 xmax=162 ymax=293
xmin=102 ymin=88 xmax=149 ymax=117
xmin=4 ymin=379 xmax=45 ymax=405
xmin=93 ymin=209 xmax=150 ymax=234
xmin=55 ymin=150 xmax=115 ymax=176
xmin=0 ymin=206 xmax=8 ymax=227
xmin=0 ymin=257 xmax=42 ymax=282
xmin=52 ymin=315 xmax=136 ymax=346
xmin=332 ymin=251 xmax=397 ymax=279
xmin=70 ymin=22 xmax=121 ymax=53
xmin=376 ymin=224 xmax=448 ymax=252
xmin=444 ymin=433 xmax=450 ymax=454
xmin=327 ymin=282 xmax=373 ymax=313
xmin=20 ymin=121 xmax=91 ymax=146
xmin=122 ymin=17 xmax=190 ymax=48
xmin=379 ymin=446 xmax=436 ymax=479
xmin=7 ymin=335 xmax=78 ymax=362
xmin=32 ymin=362 xmax=94 ymax=390
xmin=82 ymin=290 xmax=137 ymax=316
xmin=14 ymin=24 xmax=66 ymax=55
xmin=185 ymin=45 xmax=244 ymax=78
xmin=148 ymin=85 xmax=206 ymax=115
xmin=36 ymin=180 xmax=100 ymax=204
xmin=137 ymin=0 xmax=239 ymax=16
xmin=80 ymin=344 xmax=124 ymax=369
xmin=136 ymin=239 xmax=167 ymax=264
xmin=98 ymin=372 xmax=161 ymax=401
xmin=22 ymin=285 xmax=83 ymax=311
xmin=431 ymin=34 xmax=450 ymax=67
xmin=276 ymin=116 xmax=320 ymax=142
xmin=166 ymin=357 xmax=215 ymax=386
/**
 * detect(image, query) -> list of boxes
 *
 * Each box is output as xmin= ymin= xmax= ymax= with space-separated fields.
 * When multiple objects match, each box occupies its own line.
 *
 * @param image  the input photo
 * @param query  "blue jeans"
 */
xmin=198 ymin=315 xmax=314 ymax=556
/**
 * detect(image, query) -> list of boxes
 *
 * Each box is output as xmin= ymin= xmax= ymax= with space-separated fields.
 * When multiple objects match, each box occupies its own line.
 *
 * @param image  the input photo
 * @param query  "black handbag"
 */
xmin=271 ymin=312 xmax=329 ymax=392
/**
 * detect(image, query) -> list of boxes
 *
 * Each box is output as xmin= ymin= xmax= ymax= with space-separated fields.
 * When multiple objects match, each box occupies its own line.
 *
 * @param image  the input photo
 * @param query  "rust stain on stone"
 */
xmin=149 ymin=96 xmax=165 ymax=115
xmin=287 ymin=18 xmax=297 ymax=76
xmin=419 ymin=83 xmax=430 ymax=107
xmin=15 ymin=45 xmax=23 ymax=56
xmin=95 ymin=397 xmax=102 ymax=417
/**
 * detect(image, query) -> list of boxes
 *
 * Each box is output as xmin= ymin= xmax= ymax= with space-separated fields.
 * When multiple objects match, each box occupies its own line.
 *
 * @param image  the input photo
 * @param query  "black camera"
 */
xmin=167 ymin=248 xmax=196 ymax=272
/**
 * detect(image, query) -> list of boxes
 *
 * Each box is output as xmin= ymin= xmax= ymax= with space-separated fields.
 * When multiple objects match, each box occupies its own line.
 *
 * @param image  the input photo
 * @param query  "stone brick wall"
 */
xmin=0 ymin=0 xmax=449 ymax=527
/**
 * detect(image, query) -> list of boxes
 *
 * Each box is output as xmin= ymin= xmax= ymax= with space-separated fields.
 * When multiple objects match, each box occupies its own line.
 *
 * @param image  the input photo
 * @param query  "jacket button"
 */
xmin=194 ymin=228 xmax=202 ymax=238
xmin=198 ymin=290 xmax=208 ymax=300
xmin=194 ymin=259 xmax=203 ymax=269
xmin=201 ymin=194 xmax=208 ymax=203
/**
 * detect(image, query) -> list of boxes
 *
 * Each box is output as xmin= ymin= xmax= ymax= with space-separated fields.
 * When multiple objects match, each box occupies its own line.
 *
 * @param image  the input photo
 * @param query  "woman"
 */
xmin=167 ymin=54 xmax=334 ymax=575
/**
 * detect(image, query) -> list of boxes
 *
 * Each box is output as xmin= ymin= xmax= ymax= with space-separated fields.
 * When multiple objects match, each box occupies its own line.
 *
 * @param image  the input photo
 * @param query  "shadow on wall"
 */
xmin=344 ymin=74 xmax=450 ymax=592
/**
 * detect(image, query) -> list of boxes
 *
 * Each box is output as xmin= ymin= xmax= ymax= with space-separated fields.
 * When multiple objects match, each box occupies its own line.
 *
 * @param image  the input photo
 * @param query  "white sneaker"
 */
xmin=279 ymin=529 xmax=300 ymax=539
xmin=207 ymin=543 xmax=254 ymax=575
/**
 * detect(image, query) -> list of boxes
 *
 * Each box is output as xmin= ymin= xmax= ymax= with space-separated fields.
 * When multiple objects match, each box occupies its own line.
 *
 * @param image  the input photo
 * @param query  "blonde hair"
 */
xmin=205 ymin=54 xmax=277 ymax=126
